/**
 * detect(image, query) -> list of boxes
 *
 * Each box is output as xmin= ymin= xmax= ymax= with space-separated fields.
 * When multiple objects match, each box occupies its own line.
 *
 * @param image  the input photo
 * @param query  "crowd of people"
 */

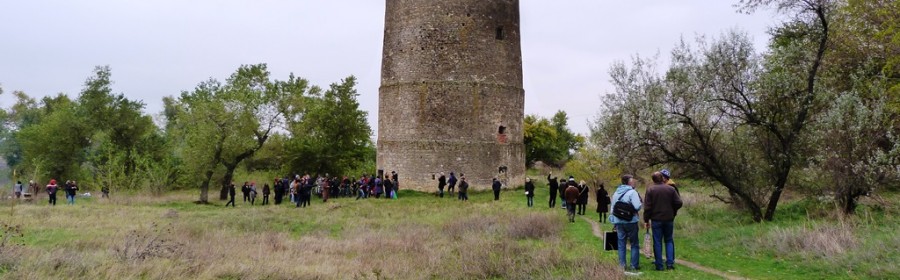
xmin=534 ymin=169 xmax=682 ymax=274
xmin=224 ymin=171 xmax=403 ymax=208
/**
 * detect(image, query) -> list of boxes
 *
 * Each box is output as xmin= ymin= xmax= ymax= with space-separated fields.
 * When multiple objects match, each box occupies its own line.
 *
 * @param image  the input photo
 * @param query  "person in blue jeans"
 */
xmin=644 ymin=171 xmax=683 ymax=271
xmin=609 ymin=174 xmax=643 ymax=271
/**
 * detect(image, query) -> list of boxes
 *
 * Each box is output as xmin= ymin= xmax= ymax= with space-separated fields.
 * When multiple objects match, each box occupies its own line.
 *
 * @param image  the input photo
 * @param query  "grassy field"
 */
xmin=0 ymin=178 xmax=896 ymax=279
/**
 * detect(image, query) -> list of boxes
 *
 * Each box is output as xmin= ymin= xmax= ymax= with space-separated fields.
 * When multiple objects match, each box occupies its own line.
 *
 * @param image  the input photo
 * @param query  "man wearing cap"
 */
xmin=661 ymin=169 xmax=679 ymax=194
xmin=644 ymin=171 xmax=683 ymax=271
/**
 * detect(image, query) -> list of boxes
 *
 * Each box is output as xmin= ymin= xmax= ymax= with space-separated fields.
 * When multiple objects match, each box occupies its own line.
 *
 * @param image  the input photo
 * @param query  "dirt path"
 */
xmin=581 ymin=217 xmax=747 ymax=280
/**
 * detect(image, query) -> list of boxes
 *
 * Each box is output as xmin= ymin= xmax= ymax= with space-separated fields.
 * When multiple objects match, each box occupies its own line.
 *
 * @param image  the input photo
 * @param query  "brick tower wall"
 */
xmin=377 ymin=0 xmax=526 ymax=191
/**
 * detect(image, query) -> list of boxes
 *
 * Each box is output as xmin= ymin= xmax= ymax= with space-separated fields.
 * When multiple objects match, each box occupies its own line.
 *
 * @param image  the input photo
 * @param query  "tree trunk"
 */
xmin=221 ymin=167 xmax=236 ymax=200
xmin=199 ymin=169 xmax=214 ymax=203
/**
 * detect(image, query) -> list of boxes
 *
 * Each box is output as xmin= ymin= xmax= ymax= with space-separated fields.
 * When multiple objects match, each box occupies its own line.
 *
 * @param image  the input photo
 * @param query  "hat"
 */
xmin=660 ymin=169 xmax=671 ymax=179
xmin=568 ymin=176 xmax=575 ymax=182
xmin=50 ymin=179 xmax=57 ymax=185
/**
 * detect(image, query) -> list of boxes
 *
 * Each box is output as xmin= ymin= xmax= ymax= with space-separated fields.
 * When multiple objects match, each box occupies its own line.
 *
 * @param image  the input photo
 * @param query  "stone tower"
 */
xmin=377 ymin=0 xmax=525 ymax=191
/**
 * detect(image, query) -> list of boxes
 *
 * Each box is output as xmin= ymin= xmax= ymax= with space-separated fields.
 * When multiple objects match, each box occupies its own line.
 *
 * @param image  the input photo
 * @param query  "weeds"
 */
xmin=113 ymin=222 xmax=183 ymax=263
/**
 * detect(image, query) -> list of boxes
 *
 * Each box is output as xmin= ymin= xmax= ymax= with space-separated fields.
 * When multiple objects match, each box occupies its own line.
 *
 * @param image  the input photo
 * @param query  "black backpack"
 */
xmin=612 ymin=190 xmax=636 ymax=220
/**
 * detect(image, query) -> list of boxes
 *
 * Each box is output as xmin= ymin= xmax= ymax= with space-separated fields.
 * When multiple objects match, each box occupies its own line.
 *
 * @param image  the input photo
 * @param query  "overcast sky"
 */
xmin=0 ymin=0 xmax=778 ymax=136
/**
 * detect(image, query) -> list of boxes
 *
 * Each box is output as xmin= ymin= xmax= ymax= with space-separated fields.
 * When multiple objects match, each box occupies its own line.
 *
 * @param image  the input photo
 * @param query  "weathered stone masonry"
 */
xmin=377 ymin=0 xmax=526 ymax=191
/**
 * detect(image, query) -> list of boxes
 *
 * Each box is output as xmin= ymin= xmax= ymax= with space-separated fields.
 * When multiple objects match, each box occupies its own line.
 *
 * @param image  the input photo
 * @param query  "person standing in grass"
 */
xmin=547 ymin=172 xmax=559 ymax=208
xmin=458 ymin=176 xmax=469 ymax=201
xmin=447 ymin=172 xmax=457 ymax=197
xmin=564 ymin=180 xmax=579 ymax=222
xmin=46 ymin=179 xmax=58 ymax=206
xmin=578 ymin=180 xmax=589 ymax=215
xmin=559 ymin=178 xmax=568 ymax=209
xmin=610 ymin=175 xmax=642 ymax=271
xmin=64 ymin=180 xmax=78 ymax=205
xmin=596 ymin=184 xmax=610 ymax=223
xmin=524 ymin=177 xmax=535 ymax=207
xmin=660 ymin=169 xmax=678 ymax=194
xmin=225 ymin=182 xmax=237 ymax=207
xmin=437 ymin=172 xmax=447 ymax=198
xmin=262 ymin=183 xmax=270 ymax=205
xmin=241 ymin=182 xmax=250 ymax=203
xmin=249 ymin=182 xmax=258 ymax=205
xmin=644 ymin=171 xmax=683 ymax=271
xmin=14 ymin=181 xmax=23 ymax=199
xmin=492 ymin=178 xmax=502 ymax=201
xmin=322 ymin=178 xmax=331 ymax=203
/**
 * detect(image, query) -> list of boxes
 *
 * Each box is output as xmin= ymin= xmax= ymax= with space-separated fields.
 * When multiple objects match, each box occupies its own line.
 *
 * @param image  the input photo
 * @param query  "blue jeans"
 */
xmin=651 ymin=220 xmax=675 ymax=269
xmin=66 ymin=194 xmax=75 ymax=205
xmin=615 ymin=223 xmax=640 ymax=270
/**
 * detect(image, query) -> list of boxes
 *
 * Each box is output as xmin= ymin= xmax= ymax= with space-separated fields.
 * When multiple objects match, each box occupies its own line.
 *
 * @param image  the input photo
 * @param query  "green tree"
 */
xmin=286 ymin=76 xmax=373 ymax=176
xmin=594 ymin=0 xmax=832 ymax=222
xmin=523 ymin=111 xmax=583 ymax=166
xmin=173 ymin=64 xmax=310 ymax=203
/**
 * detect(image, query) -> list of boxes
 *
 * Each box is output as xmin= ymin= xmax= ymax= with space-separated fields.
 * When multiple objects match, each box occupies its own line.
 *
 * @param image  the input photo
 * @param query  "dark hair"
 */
xmin=651 ymin=172 xmax=665 ymax=184
xmin=621 ymin=175 xmax=633 ymax=185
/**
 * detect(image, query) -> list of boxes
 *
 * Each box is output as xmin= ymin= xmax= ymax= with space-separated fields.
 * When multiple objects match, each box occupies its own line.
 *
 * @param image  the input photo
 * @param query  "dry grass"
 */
xmin=0 ymin=191 xmax=621 ymax=279
xmin=763 ymin=222 xmax=858 ymax=258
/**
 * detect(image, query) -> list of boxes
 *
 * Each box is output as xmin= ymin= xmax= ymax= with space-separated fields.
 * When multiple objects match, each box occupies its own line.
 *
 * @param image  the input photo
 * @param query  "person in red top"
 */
xmin=46 ymin=179 xmax=59 ymax=206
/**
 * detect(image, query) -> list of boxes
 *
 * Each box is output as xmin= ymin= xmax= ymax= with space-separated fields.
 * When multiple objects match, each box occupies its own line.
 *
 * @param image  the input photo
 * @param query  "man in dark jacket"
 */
xmin=46 ymin=179 xmax=59 ymax=206
xmin=447 ymin=172 xmax=457 ymax=197
xmin=644 ymin=172 xmax=683 ymax=271
xmin=274 ymin=180 xmax=283 ymax=205
xmin=225 ymin=182 xmax=236 ymax=207
xmin=547 ymin=172 xmax=559 ymax=208
xmin=241 ymin=182 xmax=250 ymax=203
xmin=458 ymin=176 xmax=469 ymax=201
xmin=492 ymin=178 xmax=502 ymax=201
xmin=437 ymin=172 xmax=447 ymax=198
xmin=262 ymin=183 xmax=270 ymax=205
xmin=524 ymin=177 xmax=535 ymax=207
xmin=564 ymin=181 xmax=579 ymax=222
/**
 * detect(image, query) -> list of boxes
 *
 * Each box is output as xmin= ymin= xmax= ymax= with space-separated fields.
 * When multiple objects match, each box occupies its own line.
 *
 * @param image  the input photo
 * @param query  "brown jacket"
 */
xmin=564 ymin=186 xmax=579 ymax=204
xmin=643 ymin=183 xmax=683 ymax=223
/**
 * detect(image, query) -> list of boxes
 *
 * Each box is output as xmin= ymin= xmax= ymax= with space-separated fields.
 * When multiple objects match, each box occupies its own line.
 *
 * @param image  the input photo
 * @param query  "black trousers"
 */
xmin=578 ymin=203 xmax=585 ymax=215
xmin=242 ymin=193 xmax=248 ymax=202
xmin=549 ymin=191 xmax=557 ymax=208
xmin=49 ymin=193 xmax=57 ymax=205
xmin=274 ymin=193 xmax=282 ymax=204
xmin=493 ymin=189 xmax=500 ymax=200
xmin=226 ymin=196 xmax=235 ymax=207
xmin=263 ymin=195 xmax=269 ymax=205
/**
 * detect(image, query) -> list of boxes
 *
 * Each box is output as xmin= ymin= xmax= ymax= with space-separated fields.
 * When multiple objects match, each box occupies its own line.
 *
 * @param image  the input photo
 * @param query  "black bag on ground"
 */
xmin=604 ymin=231 xmax=618 ymax=251
xmin=611 ymin=190 xmax=636 ymax=220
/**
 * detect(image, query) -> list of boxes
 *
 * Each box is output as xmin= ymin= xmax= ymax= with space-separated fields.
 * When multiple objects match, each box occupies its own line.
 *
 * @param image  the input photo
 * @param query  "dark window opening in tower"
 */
xmin=498 ymin=125 xmax=506 ymax=134
xmin=496 ymin=26 xmax=505 ymax=40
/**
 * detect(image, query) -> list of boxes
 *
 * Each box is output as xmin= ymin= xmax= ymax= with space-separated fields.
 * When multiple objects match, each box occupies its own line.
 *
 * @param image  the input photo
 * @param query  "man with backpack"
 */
xmin=644 ymin=171 xmax=683 ymax=271
xmin=610 ymin=175 xmax=643 ymax=272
